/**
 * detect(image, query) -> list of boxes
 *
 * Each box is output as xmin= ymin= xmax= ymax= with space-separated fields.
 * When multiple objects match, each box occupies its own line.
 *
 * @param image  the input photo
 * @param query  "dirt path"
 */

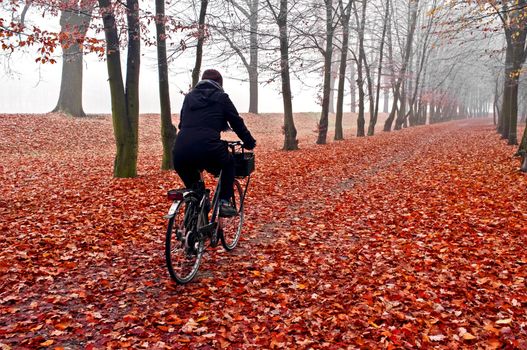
xmin=244 ymin=121 xmax=456 ymax=247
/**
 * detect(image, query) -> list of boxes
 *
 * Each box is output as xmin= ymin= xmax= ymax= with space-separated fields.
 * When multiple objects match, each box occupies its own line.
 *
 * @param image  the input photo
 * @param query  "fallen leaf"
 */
xmin=462 ymin=333 xmax=476 ymax=340
xmin=429 ymin=334 xmax=446 ymax=342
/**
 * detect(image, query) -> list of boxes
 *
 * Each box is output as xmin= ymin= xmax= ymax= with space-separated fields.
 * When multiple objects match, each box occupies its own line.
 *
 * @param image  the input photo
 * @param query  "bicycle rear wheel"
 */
xmin=165 ymin=198 xmax=204 ymax=284
xmin=220 ymin=180 xmax=244 ymax=251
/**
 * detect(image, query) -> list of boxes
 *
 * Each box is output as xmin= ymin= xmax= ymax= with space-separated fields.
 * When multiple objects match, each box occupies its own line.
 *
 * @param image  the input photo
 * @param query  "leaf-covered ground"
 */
xmin=0 ymin=114 xmax=526 ymax=349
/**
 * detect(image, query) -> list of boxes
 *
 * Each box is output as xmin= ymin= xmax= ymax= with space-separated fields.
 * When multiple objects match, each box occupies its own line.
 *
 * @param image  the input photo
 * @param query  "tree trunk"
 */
xmin=363 ymin=51 xmax=375 ymax=135
xmin=384 ymin=87 xmax=398 ymax=131
xmin=520 ymin=99 xmax=527 ymax=123
xmin=383 ymin=14 xmax=392 ymax=115
xmin=356 ymin=70 xmax=365 ymax=136
xmin=328 ymin=58 xmax=339 ymax=114
xmin=368 ymin=0 xmax=389 ymax=136
xmin=496 ymin=80 xmax=502 ymax=131
xmin=499 ymin=1 xmax=527 ymax=144
xmin=52 ymin=4 xmax=94 ymax=117
xmin=354 ymin=0 xmax=367 ymax=137
xmin=277 ymin=0 xmax=298 ymax=150
xmin=383 ymin=5 xmax=396 ymax=132
xmin=53 ymin=44 xmax=85 ymax=117
xmin=501 ymin=66 xmax=513 ymax=140
xmin=122 ymin=0 xmax=141 ymax=176
xmin=506 ymin=31 xmax=527 ymax=144
xmin=155 ymin=0 xmax=177 ymax=170
xmin=316 ymin=0 xmax=334 ymax=145
xmin=334 ymin=0 xmax=351 ymax=141
xmin=191 ymin=0 xmax=209 ymax=88
xmin=416 ymin=63 xmax=428 ymax=125
xmin=387 ymin=0 xmax=418 ymax=131
xmin=248 ymin=0 xmax=259 ymax=113
xmin=394 ymin=85 xmax=406 ymax=130
xmin=435 ymin=101 xmax=442 ymax=122
xmin=429 ymin=100 xmax=435 ymax=124
xmin=220 ymin=0 xmax=259 ymax=113
xmin=521 ymin=154 xmax=527 ymax=172
xmin=349 ymin=63 xmax=356 ymax=113
xmin=501 ymin=87 xmax=510 ymax=133
xmin=99 ymin=0 xmax=140 ymax=178
xmin=401 ymin=7 xmax=433 ymax=129
xmin=383 ymin=76 xmax=389 ymax=113
xmin=420 ymin=101 xmax=427 ymax=125
xmin=507 ymin=79 xmax=519 ymax=145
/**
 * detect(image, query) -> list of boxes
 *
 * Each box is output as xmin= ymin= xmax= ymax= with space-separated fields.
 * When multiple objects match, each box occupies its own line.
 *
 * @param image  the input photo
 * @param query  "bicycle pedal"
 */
xmin=198 ymin=222 xmax=217 ymax=235
xmin=210 ymin=231 xmax=219 ymax=247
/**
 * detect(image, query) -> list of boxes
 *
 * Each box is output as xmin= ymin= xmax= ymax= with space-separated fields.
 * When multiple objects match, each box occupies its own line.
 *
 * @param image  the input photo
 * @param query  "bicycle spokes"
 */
xmin=165 ymin=200 xmax=204 ymax=284
xmin=220 ymin=180 xmax=244 ymax=251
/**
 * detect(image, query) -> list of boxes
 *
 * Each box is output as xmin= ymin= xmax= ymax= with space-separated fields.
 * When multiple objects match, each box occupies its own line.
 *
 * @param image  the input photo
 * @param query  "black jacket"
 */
xmin=175 ymin=80 xmax=256 ymax=154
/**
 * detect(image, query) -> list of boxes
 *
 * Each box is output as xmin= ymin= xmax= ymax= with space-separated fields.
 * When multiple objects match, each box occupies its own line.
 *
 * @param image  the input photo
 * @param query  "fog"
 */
xmin=0 ymin=47 xmax=322 ymax=115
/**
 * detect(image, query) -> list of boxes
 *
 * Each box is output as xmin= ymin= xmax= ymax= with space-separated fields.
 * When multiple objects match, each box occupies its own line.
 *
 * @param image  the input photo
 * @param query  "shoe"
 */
xmin=219 ymin=200 xmax=237 ymax=217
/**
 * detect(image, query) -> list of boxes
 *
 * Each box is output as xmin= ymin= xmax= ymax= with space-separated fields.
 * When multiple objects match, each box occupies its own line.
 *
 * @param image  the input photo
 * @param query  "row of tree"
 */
xmin=1 ymin=0 xmax=526 ymax=175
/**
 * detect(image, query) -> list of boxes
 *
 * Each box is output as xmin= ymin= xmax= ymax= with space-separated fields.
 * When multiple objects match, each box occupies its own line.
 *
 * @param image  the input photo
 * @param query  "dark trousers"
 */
xmin=173 ymin=152 xmax=234 ymax=201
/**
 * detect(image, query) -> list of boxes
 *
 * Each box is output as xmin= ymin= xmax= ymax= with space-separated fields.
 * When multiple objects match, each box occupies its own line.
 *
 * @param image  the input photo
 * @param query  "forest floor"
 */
xmin=0 ymin=113 xmax=526 ymax=349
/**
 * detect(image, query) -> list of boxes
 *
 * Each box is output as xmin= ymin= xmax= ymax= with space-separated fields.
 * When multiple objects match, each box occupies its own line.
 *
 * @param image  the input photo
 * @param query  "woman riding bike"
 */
xmin=172 ymin=69 xmax=256 ymax=217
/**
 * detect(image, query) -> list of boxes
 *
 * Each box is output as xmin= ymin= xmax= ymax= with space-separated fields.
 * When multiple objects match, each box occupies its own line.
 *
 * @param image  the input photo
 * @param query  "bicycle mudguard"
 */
xmin=164 ymin=189 xmax=196 ymax=219
xmin=163 ymin=201 xmax=181 ymax=219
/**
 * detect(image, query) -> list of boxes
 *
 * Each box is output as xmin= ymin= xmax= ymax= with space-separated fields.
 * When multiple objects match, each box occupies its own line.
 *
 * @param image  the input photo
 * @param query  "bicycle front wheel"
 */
xmin=165 ymin=199 xmax=204 ymax=284
xmin=220 ymin=180 xmax=244 ymax=251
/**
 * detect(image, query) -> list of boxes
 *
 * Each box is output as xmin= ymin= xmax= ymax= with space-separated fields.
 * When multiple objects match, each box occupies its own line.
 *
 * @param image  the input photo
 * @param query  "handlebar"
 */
xmin=226 ymin=141 xmax=245 ymax=154
xmin=226 ymin=140 xmax=253 ymax=157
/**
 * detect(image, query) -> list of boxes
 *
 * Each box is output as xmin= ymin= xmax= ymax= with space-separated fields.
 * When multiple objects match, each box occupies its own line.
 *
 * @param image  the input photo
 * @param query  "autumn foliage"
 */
xmin=0 ymin=114 xmax=526 ymax=348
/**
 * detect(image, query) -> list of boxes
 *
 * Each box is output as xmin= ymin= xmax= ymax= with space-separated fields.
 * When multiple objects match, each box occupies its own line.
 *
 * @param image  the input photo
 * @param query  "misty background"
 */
xmin=1 ymin=49 xmax=321 ymax=114
xmin=0 ymin=2 xmax=329 ymax=115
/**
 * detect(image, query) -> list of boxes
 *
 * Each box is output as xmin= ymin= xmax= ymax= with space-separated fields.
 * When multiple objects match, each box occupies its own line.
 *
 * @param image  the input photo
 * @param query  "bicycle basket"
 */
xmin=234 ymin=151 xmax=255 ymax=177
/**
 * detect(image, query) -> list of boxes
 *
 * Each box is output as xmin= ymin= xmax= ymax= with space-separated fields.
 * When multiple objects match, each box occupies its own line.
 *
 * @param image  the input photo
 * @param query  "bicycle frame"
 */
xmin=165 ymin=173 xmax=222 ymax=238
xmin=208 ymin=172 xmax=222 ymax=225
xmin=164 ymin=140 xmax=252 ymax=283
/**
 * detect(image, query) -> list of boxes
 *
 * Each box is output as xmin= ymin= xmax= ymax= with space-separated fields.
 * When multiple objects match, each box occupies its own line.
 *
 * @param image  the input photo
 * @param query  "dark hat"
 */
xmin=201 ymin=69 xmax=223 ymax=86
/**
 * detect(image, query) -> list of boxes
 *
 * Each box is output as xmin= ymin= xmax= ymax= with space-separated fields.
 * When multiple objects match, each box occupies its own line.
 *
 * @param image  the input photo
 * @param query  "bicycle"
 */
xmin=164 ymin=141 xmax=254 ymax=284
